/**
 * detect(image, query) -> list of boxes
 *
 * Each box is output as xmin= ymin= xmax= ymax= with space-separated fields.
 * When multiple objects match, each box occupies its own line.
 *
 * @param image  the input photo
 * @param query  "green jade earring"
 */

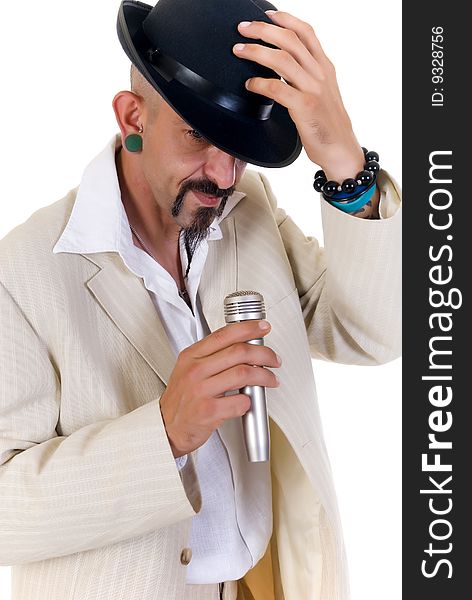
xmin=124 ymin=125 xmax=143 ymax=152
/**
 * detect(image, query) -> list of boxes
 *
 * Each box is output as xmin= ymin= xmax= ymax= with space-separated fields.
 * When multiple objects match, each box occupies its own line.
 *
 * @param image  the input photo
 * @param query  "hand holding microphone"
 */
xmin=160 ymin=304 xmax=280 ymax=460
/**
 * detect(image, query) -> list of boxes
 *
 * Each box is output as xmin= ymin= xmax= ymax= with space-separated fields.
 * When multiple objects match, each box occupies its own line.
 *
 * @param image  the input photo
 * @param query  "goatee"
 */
xmin=171 ymin=178 xmax=234 ymax=277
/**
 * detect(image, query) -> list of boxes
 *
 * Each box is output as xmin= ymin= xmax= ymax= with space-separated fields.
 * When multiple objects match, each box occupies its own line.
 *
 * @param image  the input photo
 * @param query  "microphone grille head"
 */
xmin=224 ymin=290 xmax=266 ymax=323
xmin=226 ymin=290 xmax=260 ymax=298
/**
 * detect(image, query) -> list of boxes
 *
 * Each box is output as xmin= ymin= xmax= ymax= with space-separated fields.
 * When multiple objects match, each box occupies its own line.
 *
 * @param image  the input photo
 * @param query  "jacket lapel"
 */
xmin=83 ymin=252 xmax=176 ymax=386
xmin=79 ymin=215 xmax=239 ymax=385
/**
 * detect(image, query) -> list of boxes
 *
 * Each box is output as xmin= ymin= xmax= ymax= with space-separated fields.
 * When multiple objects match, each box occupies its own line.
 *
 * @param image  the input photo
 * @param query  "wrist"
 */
xmin=167 ymin=432 xmax=187 ymax=459
xmin=160 ymin=404 xmax=187 ymax=458
xmin=320 ymin=144 xmax=365 ymax=182
xmin=314 ymin=147 xmax=381 ymax=216
xmin=352 ymin=186 xmax=380 ymax=219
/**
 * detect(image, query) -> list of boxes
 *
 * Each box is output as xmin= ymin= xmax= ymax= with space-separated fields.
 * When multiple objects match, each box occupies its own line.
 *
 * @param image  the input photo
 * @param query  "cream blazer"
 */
xmin=0 ymin=169 xmax=401 ymax=600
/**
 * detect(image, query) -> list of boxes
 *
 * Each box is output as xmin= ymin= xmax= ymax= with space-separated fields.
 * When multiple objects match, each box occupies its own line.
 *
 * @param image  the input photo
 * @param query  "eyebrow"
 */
xmin=172 ymin=116 xmax=188 ymax=126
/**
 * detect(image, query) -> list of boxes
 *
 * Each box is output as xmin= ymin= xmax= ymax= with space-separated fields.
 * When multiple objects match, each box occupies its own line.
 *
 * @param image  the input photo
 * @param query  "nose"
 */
xmin=203 ymin=146 xmax=237 ymax=191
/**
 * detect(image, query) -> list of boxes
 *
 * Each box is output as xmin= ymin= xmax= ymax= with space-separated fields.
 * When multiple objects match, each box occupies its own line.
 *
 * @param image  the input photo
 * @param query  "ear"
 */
xmin=112 ymin=91 xmax=144 ymax=140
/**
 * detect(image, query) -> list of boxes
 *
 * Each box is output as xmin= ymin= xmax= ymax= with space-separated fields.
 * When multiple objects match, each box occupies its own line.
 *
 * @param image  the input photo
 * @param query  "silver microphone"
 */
xmin=224 ymin=291 xmax=270 ymax=462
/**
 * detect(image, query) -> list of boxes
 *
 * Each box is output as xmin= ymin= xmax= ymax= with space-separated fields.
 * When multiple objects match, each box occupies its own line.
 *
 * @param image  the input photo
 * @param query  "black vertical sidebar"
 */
xmin=403 ymin=2 xmax=469 ymax=598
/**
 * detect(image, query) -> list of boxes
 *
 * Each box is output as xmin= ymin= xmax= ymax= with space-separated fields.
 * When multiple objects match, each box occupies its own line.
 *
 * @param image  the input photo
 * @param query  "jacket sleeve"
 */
xmin=260 ymin=169 xmax=402 ymax=366
xmin=0 ymin=282 xmax=200 ymax=566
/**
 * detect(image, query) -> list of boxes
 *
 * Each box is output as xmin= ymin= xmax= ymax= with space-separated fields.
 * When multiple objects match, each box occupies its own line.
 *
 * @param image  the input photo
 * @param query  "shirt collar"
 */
xmin=53 ymin=134 xmax=246 ymax=255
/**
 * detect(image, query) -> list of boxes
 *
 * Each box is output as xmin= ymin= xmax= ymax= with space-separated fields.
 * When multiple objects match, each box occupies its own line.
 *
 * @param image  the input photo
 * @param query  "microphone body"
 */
xmin=224 ymin=291 xmax=270 ymax=462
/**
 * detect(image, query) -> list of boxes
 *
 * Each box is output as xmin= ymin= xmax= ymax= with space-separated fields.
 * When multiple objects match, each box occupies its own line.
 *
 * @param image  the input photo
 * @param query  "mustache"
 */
xmin=184 ymin=178 xmax=235 ymax=198
xmin=171 ymin=178 xmax=235 ymax=218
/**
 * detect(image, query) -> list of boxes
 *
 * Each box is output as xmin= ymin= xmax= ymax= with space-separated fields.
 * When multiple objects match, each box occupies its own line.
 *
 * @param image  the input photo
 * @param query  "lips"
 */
xmin=192 ymin=190 xmax=222 ymax=207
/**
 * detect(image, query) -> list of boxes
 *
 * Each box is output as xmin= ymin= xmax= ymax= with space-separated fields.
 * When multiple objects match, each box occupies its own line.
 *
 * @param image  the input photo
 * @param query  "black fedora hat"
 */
xmin=117 ymin=0 xmax=302 ymax=168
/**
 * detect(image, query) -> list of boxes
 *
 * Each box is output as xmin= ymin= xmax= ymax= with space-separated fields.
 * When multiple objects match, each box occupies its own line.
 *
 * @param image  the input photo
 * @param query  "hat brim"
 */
xmin=117 ymin=1 xmax=302 ymax=168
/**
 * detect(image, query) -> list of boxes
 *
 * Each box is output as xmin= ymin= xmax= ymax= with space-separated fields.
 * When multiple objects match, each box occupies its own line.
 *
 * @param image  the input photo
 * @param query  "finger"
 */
xmin=202 ymin=364 xmax=279 ymax=398
xmin=190 ymin=342 xmax=282 ymax=381
xmin=202 ymin=393 xmax=252 ymax=425
xmin=233 ymin=43 xmax=310 ymax=92
xmin=244 ymin=76 xmax=309 ymax=112
xmin=189 ymin=320 xmax=271 ymax=359
xmin=237 ymin=20 xmax=321 ymax=79
xmin=265 ymin=11 xmax=328 ymax=64
xmin=220 ymin=393 xmax=252 ymax=418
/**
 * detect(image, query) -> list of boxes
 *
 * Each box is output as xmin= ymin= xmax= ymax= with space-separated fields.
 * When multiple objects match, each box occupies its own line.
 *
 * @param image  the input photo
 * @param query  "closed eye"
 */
xmin=187 ymin=129 xmax=206 ymax=143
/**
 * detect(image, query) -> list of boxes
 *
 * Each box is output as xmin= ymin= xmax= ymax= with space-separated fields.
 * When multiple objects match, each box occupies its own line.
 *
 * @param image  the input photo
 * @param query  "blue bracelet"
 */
xmin=328 ymin=183 xmax=368 ymax=201
xmin=327 ymin=183 xmax=377 ymax=213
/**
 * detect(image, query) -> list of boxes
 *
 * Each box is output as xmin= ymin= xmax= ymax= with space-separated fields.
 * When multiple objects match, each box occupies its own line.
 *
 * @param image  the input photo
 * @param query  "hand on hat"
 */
xmin=233 ymin=11 xmax=364 ymax=183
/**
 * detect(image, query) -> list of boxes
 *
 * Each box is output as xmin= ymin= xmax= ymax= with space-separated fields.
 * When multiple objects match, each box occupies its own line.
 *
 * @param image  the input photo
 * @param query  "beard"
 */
xmin=171 ymin=178 xmax=234 ymax=277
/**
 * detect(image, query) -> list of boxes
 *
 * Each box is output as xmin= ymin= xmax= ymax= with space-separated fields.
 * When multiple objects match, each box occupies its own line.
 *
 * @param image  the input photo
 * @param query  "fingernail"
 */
xmin=234 ymin=43 xmax=246 ymax=52
xmin=239 ymin=21 xmax=251 ymax=28
xmin=265 ymin=10 xmax=276 ymax=15
xmin=276 ymin=354 xmax=282 ymax=366
xmin=274 ymin=374 xmax=280 ymax=385
xmin=259 ymin=320 xmax=271 ymax=330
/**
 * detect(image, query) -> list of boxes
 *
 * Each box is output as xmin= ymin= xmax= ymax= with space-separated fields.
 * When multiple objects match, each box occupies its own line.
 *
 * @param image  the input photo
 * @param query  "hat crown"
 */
xmin=142 ymin=0 xmax=278 ymax=102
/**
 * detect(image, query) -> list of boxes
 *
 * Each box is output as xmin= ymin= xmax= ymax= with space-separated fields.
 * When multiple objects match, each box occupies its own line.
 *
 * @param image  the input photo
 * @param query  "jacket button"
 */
xmin=180 ymin=547 xmax=192 ymax=565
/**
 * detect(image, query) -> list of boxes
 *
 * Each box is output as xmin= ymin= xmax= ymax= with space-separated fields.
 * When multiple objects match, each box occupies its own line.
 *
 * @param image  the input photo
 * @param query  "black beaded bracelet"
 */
xmin=313 ymin=148 xmax=380 ymax=201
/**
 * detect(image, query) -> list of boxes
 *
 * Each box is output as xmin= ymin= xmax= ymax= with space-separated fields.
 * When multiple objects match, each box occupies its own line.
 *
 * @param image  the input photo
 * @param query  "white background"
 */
xmin=0 ymin=1 xmax=401 ymax=598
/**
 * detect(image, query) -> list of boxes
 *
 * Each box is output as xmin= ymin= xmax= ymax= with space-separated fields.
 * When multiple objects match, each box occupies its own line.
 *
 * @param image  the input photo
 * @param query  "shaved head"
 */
xmin=130 ymin=64 xmax=162 ymax=122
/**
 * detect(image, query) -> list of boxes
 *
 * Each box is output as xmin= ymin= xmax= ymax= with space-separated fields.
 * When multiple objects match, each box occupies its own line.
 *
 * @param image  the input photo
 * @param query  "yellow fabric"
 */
xmin=240 ymin=535 xmax=275 ymax=600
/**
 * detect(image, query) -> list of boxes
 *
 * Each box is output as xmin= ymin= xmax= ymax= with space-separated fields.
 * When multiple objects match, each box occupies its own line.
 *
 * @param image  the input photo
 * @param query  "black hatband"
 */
xmin=146 ymin=48 xmax=274 ymax=121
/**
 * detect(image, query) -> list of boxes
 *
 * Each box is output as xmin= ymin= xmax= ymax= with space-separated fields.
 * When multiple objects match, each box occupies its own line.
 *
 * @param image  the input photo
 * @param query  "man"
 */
xmin=0 ymin=0 xmax=401 ymax=599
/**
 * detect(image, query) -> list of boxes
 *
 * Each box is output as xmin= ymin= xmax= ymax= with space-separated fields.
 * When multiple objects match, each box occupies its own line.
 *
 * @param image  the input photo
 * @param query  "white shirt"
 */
xmin=53 ymin=134 xmax=271 ymax=584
